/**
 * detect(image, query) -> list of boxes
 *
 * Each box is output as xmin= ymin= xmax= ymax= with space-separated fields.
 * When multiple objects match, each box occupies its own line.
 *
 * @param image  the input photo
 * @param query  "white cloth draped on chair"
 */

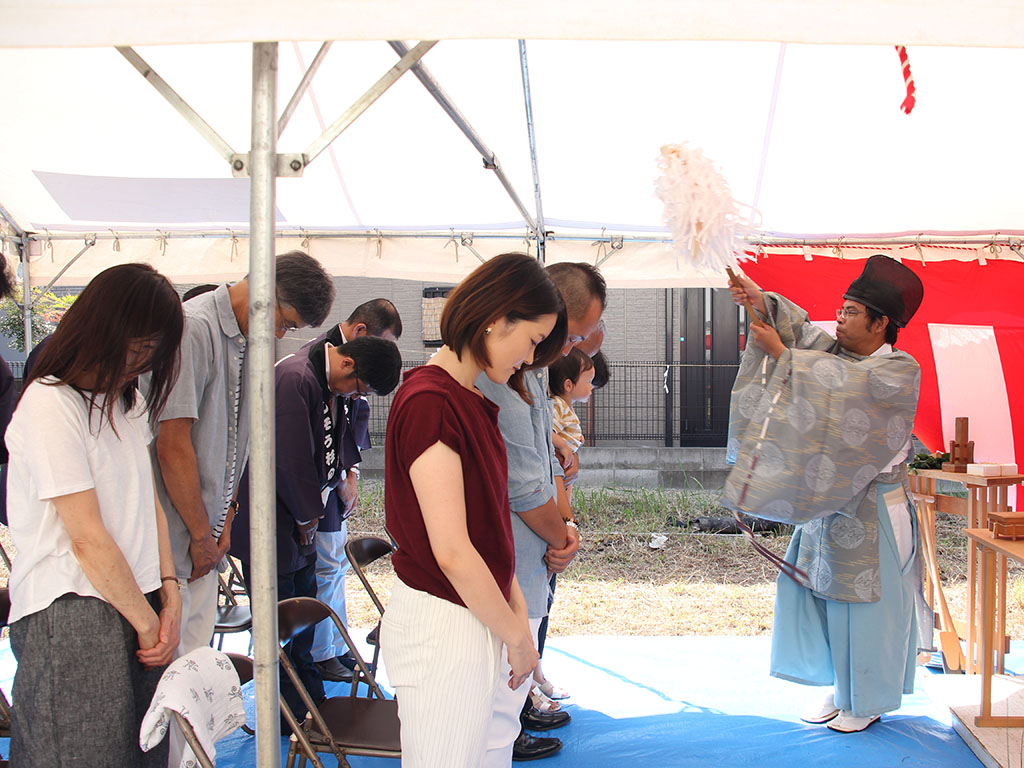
xmin=140 ymin=646 xmax=248 ymax=767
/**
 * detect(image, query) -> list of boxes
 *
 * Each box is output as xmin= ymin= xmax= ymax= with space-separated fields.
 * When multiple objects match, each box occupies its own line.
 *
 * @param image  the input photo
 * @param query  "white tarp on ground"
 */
xmin=2 ymin=37 xmax=1024 ymax=286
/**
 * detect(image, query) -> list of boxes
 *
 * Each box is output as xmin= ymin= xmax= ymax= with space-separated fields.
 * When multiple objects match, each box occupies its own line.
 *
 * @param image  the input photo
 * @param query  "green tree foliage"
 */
xmin=0 ymin=289 xmax=77 ymax=353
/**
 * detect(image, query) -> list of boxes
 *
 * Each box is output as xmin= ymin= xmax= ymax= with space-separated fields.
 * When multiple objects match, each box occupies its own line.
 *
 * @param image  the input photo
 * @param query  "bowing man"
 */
xmin=231 ymin=334 xmax=401 ymax=721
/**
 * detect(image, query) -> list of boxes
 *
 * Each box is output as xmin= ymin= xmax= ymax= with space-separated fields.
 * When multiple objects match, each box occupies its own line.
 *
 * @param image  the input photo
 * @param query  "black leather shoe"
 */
xmin=336 ymin=651 xmax=358 ymax=671
xmin=520 ymin=704 xmax=571 ymax=731
xmin=315 ymin=657 xmax=354 ymax=683
xmin=512 ymin=731 xmax=562 ymax=761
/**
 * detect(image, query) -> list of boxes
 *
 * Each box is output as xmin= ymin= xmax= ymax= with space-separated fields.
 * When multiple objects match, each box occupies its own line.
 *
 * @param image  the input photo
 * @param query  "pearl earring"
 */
xmin=484 ymin=327 xmax=492 ymax=335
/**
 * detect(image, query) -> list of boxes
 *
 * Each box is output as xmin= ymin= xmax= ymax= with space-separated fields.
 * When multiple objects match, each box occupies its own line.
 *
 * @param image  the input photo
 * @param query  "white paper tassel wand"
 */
xmin=655 ymin=143 xmax=761 ymax=324
xmin=656 ymin=143 xmax=807 ymax=582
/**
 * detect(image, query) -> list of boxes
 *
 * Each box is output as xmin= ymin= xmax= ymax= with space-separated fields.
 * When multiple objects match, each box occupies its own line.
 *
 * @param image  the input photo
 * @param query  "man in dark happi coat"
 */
xmin=231 ymin=334 xmax=401 ymax=720
xmin=306 ymin=300 xmax=403 ymax=683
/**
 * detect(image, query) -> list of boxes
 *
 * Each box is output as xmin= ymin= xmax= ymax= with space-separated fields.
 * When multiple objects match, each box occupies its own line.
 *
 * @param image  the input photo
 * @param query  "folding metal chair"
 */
xmin=222 ymin=556 xmax=249 ymax=601
xmin=169 ymin=653 xmax=254 ymax=768
xmin=214 ymin=569 xmax=252 ymax=652
xmin=0 ymin=540 xmax=12 ymax=574
xmin=0 ymin=589 xmax=11 ymax=768
xmin=277 ymin=597 xmax=400 ymax=768
xmin=344 ymin=536 xmax=395 ymax=683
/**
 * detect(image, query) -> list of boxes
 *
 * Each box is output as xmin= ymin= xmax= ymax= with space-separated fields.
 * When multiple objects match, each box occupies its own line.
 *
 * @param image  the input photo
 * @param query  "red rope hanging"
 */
xmin=895 ymin=45 xmax=916 ymax=115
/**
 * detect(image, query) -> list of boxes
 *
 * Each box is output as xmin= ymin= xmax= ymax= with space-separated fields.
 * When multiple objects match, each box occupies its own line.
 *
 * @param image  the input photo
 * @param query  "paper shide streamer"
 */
xmin=655 ymin=142 xmax=749 ymax=273
xmin=656 ymin=142 xmax=808 ymax=587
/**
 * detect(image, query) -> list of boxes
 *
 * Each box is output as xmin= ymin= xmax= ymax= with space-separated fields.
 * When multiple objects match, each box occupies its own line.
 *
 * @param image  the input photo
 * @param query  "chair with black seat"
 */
xmin=214 ymin=567 xmax=253 ymax=652
xmin=277 ymin=597 xmax=400 ymax=768
xmin=344 ymin=536 xmax=394 ymax=684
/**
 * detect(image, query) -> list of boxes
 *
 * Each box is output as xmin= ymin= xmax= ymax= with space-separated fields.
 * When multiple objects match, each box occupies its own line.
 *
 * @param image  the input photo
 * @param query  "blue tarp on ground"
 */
xmin=0 ymin=633 xmax=995 ymax=766
xmin=185 ymin=634 xmax=982 ymax=767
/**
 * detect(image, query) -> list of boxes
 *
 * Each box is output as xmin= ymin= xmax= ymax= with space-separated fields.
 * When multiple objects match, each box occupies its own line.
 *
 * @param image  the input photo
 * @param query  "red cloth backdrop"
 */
xmin=742 ymin=256 xmax=1024 ymax=476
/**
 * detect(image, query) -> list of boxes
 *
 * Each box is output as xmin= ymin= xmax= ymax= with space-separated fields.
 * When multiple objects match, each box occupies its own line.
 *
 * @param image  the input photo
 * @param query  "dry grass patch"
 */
xmin=347 ymin=481 xmax=1024 ymax=640
xmin=1 ymin=479 xmax=1019 ymax=642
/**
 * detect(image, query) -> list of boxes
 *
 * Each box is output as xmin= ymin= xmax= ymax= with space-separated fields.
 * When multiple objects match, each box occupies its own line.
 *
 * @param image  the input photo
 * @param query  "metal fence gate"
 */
xmin=677 ymin=287 xmax=742 ymax=447
xmin=365 ymin=288 xmax=745 ymax=447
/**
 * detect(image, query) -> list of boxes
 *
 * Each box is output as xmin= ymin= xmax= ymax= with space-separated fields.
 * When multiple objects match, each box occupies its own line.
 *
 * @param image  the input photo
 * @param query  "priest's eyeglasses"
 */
xmin=836 ymin=308 xmax=865 ymax=320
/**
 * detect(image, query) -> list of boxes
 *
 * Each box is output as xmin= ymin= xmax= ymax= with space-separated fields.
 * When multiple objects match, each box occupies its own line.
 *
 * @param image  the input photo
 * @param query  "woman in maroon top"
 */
xmin=381 ymin=253 xmax=567 ymax=767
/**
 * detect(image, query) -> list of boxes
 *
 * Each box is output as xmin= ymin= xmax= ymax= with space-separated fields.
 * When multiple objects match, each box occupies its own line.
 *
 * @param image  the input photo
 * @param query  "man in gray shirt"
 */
xmin=476 ymin=261 xmax=606 ymax=765
xmin=148 ymin=251 xmax=335 ymax=654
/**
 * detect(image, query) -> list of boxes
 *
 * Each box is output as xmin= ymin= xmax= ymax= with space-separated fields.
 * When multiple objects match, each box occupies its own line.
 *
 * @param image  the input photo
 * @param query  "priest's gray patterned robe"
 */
xmin=721 ymin=292 xmax=920 ymax=603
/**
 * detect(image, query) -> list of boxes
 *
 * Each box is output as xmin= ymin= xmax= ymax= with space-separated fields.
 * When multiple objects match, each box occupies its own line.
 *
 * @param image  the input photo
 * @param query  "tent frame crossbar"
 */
xmin=277 ymin=41 xmax=332 ymax=136
xmin=0 ymin=202 xmax=26 ymax=240
xmin=116 ymin=46 xmax=238 ymax=163
xmin=388 ymin=39 xmax=539 ymax=234
xmin=116 ymin=40 xmax=436 ymax=181
xmin=18 ymin=229 xmax=1024 ymax=251
xmin=302 ymin=40 xmax=437 ymax=165
xmin=33 ymin=239 xmax=94 ymax=302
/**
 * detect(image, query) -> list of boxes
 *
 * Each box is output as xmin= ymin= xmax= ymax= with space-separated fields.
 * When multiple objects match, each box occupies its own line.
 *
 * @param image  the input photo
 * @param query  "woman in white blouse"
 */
xmin=6 ymin=263 xmax=184 ymax=767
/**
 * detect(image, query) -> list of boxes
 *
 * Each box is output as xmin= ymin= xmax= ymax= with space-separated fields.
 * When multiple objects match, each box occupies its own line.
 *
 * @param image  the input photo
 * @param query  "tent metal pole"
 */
xmin=750 ymin=43 xmax=786 ymax=224
xmin=117 ymin=46 xmax=237 ymax=163
xmin=248 ymin=41 xmax=282 ymax=768
xmin=518 ymin=41 xmax=547 ymax=263
xmin=389 ymin=39 xmax=539 ymax=233
xmin=304 ymin=41 xmax=437 ymax=165
xmin=20 ymin=240 xmax=31 ymax=352
xmin=0 ymin=201 xmax=30 ymax=348
xmin=278 ymin=41 xmax=332 ymax=136
xmin=664 ymin=288 xmax=674 ymax=447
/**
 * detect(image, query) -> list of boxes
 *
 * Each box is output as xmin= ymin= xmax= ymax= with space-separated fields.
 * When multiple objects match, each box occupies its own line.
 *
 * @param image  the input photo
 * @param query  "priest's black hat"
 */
xmin=843 ymin=255 xmax=924 ymax=328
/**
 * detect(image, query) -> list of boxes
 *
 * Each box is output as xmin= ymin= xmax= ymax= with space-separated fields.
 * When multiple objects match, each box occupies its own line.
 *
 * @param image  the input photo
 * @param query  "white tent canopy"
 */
xmin=3 ymin=1 xmax=1023 ymax=49
xmin=3 ymin=34 xmax=1024 ymax=287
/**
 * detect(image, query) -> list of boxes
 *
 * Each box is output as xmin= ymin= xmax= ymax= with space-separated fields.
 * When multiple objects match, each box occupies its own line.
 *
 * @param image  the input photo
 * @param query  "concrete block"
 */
xmin=702 ymin=448 xmax=729 ymax=472
xmin=662 ymin=448 xmax=705 ymax=472
xmin=360 ymin=451 xmax=385 ymax=471
xmin=578 ymin=447 xmax=618 ymax=469
xmin=700 ymin=469 xmax=731 ymax=489
xmin=577 ymin=468 xmax=616 ymax=488
xmin=624 ymin=447 xmax=661 ymax=469
xmin=662 ymin=470 xmax=713 ymax=490
xmin=611 ymin=468 xmax=660 ymax=487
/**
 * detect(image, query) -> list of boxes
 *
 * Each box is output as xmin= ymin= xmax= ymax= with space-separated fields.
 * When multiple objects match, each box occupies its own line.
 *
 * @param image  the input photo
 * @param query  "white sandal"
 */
xmin=537 ymin=678 xmax=570 ymax=701
xmin=529 ymin=686 xmax=561 ymax=712
xmin=827 ymin=711 xmax=880 ymax=733
xmin=800 ymin=692 xmax=839 ymax=724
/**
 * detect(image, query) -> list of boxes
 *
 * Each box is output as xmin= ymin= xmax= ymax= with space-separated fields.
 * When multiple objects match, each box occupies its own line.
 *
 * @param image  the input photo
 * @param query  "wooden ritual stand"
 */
xmin=942 ymin=417 xmax=975 ymax=473
xmin=964 ymin=529 xmax=1024 ymax=728
xmin=909 ymin=468 xmax=1024 ymax=676
xmin=988 ymin=510 xmax=1024 ymax=541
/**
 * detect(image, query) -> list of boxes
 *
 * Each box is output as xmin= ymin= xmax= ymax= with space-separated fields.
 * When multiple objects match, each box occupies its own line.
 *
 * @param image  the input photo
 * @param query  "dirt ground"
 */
xmin=341 ymin=482 xmax=1019 ymax=640
xmin=0 ymin=481 xmax=1007 ymax=642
